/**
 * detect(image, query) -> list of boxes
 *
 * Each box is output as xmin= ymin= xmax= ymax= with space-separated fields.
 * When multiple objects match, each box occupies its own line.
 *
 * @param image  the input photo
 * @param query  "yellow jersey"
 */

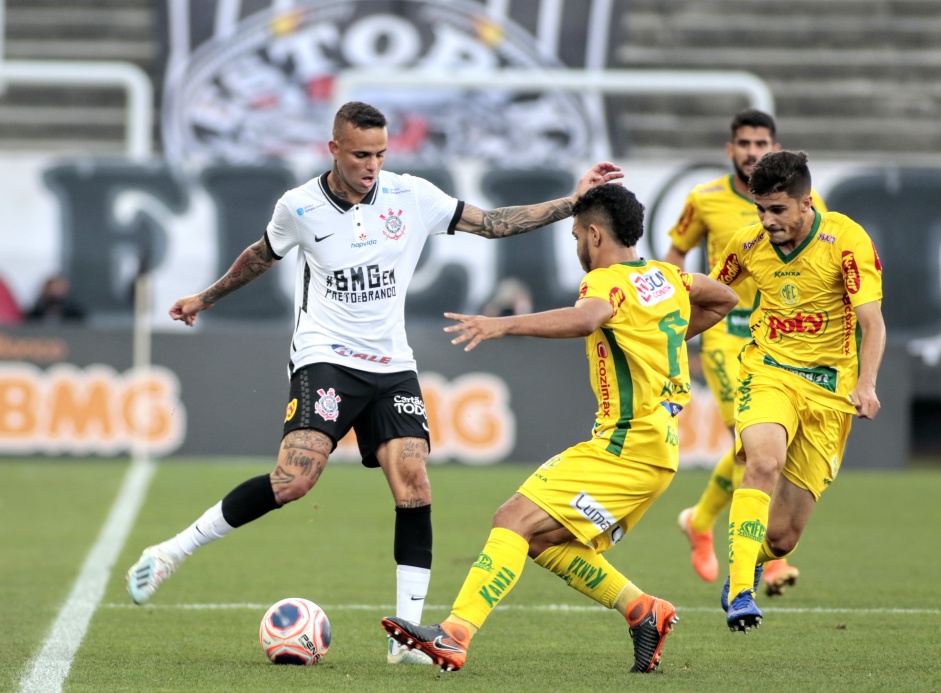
xmin=578 ymin=260 xmax=693 ymax=470
xmin=669 ymin=174 xmax=827 ymax=339
xmin=709 ymin=210 xmax=883 ymax=412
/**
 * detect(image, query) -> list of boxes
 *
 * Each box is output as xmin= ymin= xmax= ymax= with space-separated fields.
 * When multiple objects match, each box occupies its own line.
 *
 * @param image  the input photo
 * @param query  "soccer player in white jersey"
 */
xmin=125 ymin=101 xmax=623 ymax=664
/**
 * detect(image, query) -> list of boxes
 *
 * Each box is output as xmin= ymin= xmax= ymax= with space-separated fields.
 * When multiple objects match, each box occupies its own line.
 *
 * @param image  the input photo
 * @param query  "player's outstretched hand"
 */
xmin=850 ymin=383 xmax=880 ymax=419
xmin=573 ymin=162 xmax=624 ymax=200
xmin=169 ymin=294 xmax=211 ymax=327
xmin=443 ymin=312 xmax=508 ymax=352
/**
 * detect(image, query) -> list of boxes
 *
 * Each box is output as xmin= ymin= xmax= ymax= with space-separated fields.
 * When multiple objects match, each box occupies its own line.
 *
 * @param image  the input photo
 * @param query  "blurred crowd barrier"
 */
xmin=3 ymin=157 xmax=939 ymax=335
xmin=0 ymin=324 xmax=911 ymax=467
xmin=0 ymin=156 xmax=934 ymax=464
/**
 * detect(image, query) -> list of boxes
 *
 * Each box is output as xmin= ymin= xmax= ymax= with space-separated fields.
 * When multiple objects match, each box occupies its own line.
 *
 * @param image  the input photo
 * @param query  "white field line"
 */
xmin=19 ymin=459 xmax=156 ymax=693
xmin=101 ymin=602 xmax=941 ymax=615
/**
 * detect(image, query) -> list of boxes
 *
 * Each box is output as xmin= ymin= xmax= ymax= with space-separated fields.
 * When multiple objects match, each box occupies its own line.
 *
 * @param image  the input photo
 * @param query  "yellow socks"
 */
xmin=450 ymin=527 xmax=527 ymax=629
xmin=757 ymin=540 xmax=796 ymax=564
xmin=728 ymin=487 xmax=770 ymax=597
xmin=732 ymin=460 xmax=745 ymax=489
xmin=533 ymin=540 xmax=629 ymax=609
xmin=690 ymin=449 xmax=738 ymax=532
xmin=613 ymin=583 xmax=645 ymax=617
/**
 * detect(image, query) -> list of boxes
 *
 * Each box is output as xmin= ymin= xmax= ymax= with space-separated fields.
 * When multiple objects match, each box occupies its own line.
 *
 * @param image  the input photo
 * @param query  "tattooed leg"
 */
xmin=270 ymin=429 xmax=332 ymax=505
xmin=376 ymin=437 xmax=432 ymax=507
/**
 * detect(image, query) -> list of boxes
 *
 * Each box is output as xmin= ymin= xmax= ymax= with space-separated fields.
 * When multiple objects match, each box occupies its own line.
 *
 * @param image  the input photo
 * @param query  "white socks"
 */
xmin=396 ymin=564 xmax=431 ymax=623
xmin=158 ymin=501 xmax=234 ymax=560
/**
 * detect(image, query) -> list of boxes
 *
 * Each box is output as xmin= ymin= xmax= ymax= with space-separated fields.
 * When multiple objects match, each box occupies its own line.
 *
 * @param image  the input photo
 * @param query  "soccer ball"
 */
xmin=259 ymin=598 xmax=331 ymax=665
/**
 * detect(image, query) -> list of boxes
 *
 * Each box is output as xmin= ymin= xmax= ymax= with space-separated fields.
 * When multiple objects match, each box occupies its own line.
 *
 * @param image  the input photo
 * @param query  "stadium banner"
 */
xmin=2 ymin=155 xmax=938 ymax=339
xmin=154 ymin=0 xmax=627 ymax=167
xmin=0 ymin=325 xmax=910 ymax=468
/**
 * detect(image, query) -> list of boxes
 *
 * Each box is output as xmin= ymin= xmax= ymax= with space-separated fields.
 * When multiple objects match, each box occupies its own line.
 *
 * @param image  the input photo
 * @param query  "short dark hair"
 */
xmin=730 ymin=108 xmax=777 ymax=139
xmin=748 ymin=150 xmax=812 ymax=198
xmin=572 ymin=184 xmax=644 ymax=248
xmin=334 ymin=101 xmax=387 ymax=136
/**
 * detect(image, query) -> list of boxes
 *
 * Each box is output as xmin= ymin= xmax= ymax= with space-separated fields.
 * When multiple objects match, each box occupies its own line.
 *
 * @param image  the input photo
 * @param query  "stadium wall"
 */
xmin=0 ymin=154 xmax=932 ymax=466
xmin=0 ymin=324 xmax=911 ymax=469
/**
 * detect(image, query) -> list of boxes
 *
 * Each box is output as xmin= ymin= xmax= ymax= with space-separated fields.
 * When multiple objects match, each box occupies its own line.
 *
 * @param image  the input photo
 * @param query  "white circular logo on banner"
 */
xmin=162 ymin=0 xmax=597 ymax=166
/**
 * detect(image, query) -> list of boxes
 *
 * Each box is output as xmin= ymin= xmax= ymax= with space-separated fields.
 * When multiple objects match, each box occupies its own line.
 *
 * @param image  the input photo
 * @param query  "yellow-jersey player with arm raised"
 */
xmin=382 ymin=184 xmax=738 ymax=673
xmin=665 ymin=109 xmax=826 ymax=596
xmin=709 ymin=150 xmax=885 ymax=632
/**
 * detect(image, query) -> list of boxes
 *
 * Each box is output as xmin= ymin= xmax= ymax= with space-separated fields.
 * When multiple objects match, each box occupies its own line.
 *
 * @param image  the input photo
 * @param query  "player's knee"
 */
xmin=743 ymin=454 xmax=782 ymax=488
xmin=765 ymin=532 xmax=798 ymax=558
xmin=528 ymin=535 xmax=554 ymax=559
xmin=397 ymin=465 xmax=431 ymax=500
xmin=491 ymin=500 xmax=514 ymax=528
xmin=272 ymin=475 xmax=316 ymax=504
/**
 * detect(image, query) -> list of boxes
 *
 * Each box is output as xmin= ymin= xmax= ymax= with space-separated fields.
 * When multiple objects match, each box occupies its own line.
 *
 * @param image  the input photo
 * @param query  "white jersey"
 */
xmin=266 ymin=170 xmax=463 ymax=375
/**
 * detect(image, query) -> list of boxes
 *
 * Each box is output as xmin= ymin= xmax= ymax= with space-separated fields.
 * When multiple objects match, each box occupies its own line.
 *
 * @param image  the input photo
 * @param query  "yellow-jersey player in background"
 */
xmin=664 ymin=109 xmax=826 ymax=595
xmin=710 ymin=150 xmax=884 ymax=632
xmin=383 ymin=184 xmax=738 ymax=674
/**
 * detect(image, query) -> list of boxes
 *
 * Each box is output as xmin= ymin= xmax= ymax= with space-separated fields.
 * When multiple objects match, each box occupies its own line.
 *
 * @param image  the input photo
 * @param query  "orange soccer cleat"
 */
xmin=625 ymin=595 xmax=678 ymax=673
xmin=381 ymin=617 xmax=470 ymax=672
xmin=678 ymin=507 xmax=719 ymax=582
xmin=762 ymin=559 xmax=799 ymax=597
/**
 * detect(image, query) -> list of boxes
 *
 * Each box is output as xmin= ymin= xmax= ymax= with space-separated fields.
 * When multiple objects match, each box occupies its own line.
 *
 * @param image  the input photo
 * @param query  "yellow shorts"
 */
xmin=701 ymin=331 xmax=749 ymax=428
xmin=735 ymin=368 xmax=852 ymax=500
xmin=517 ymin=440 xmax=675 ymax=553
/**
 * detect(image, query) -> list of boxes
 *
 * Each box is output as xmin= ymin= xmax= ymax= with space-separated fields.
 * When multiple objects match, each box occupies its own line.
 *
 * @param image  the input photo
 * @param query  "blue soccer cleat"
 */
xmin=727 ymin=589 xmax=763 ymax=632
xmin=721 ymin=564 xmax=764 ymax=612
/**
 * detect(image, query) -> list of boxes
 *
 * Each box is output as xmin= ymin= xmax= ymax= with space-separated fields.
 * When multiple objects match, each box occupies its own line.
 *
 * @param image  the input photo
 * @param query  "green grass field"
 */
xmin=2 ymin=460 xmax=940 ymax=693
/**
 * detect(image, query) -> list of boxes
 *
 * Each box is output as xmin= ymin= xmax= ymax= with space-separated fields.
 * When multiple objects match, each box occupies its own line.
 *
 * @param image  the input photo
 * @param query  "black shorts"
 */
xmin=282 ymin=363 xmax=430 ymax=468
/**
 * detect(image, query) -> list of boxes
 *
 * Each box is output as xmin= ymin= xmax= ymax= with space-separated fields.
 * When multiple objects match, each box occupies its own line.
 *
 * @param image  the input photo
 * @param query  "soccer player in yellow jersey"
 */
xmin=665 ymin=109 xmax=826 ymax=595
xmin=709 ymin=151 xmax=885 ymax=632
xmin=382 ymin=184 xmax=738 ymax=673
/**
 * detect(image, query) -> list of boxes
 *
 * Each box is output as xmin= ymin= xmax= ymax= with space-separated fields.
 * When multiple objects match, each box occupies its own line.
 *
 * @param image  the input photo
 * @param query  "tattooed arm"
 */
xmin=169 ymin=235 xmax=278 ymax=326
xmin=454 ymin=161 xmax=623 ymax=239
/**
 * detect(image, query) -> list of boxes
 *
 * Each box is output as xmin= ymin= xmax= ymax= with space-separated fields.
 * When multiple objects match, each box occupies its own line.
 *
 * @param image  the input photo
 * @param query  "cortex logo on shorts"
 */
xmin=314 ymin=388 xmax=341 ymax=421
xmin=631 ymin=269 xmax=675 ymax=306
xmin=570 ymin=491 xmax=617 ymax=533
xmin=284 ymin=398 xmax=298 ymax=423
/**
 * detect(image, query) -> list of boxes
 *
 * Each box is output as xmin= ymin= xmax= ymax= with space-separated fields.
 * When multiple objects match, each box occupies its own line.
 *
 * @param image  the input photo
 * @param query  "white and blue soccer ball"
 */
xmin=259 ymin=597 xmax=331 ymax=665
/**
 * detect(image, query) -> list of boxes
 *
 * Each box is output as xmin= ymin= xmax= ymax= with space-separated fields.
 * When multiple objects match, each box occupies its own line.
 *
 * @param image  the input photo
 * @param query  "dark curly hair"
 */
xmin=333 ymin=101 xmax=387 ymax=137
xmin=572 ymin=184 xmax=645 ymax=248
xmin=748 ymin=150 xmax=812 ymax=199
